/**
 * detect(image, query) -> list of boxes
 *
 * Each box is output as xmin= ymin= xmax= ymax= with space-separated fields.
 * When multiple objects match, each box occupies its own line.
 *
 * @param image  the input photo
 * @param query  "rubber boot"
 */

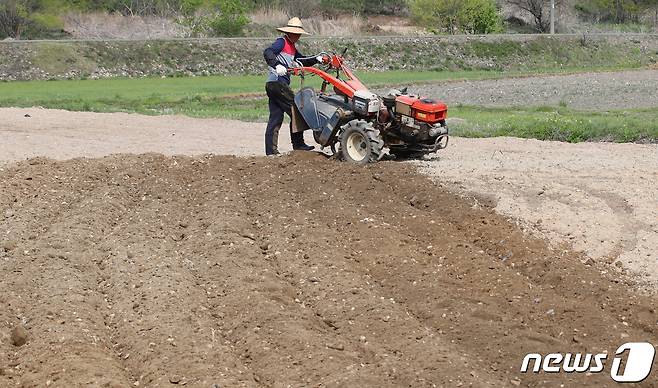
xmin=291 ymin=131 xmax=315 ymax=151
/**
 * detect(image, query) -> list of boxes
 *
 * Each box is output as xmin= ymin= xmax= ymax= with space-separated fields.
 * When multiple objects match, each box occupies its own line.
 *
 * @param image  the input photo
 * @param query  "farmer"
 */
xmin=263 ymin=17 xmax=326 ymax=155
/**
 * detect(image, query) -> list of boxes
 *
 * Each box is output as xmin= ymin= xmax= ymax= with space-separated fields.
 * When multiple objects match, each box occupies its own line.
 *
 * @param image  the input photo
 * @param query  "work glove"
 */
xmin=275 ymin=64 xmax=287 ymax=76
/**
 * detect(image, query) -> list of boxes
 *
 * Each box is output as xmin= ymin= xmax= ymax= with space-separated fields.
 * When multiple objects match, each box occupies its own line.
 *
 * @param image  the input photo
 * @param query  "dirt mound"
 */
xmin=1 ymin=154 xmax=657 ymax=387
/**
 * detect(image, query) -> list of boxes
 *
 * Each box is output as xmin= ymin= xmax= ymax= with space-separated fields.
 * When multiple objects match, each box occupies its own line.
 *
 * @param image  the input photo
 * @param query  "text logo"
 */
xmin=520 ymin=342 xmax=655 ymax=383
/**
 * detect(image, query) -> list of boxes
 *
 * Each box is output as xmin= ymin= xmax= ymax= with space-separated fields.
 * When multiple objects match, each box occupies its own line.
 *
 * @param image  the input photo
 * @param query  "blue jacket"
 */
xmin=264 ymin=36 xmax=318 ymax=85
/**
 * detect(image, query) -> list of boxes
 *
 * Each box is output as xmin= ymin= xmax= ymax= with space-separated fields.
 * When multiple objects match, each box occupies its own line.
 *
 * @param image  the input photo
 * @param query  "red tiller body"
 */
xmin=395 ymin=95 xmax=448 ymax=124
xmin=288 ymin=51 xmax=449 ymax=161
xmin=291 ymin=55 xmax=368 ymax=98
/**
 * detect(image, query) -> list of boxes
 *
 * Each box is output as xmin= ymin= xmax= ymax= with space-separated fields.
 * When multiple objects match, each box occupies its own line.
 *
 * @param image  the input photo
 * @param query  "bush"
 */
xmin=409 ymin=0 xmax=501 ymax=34
xmin=575 ymin=0 xmax=646 ymax=23
xmin=0 ymin=1 xmax=24 ymax=39
xmin=180 ymin=0 xmax=248 ymax=37
xmin=459 ymin=0 xmax=501 ymax=33
xmin=319 ymin=0 xmax=365 ymax=16
xmin=0 ymin=0 xmax=68 ymax=39
xmin=279 ymin=0 xmax=321 ymax=18
xmin=317 ymin=0 xmax=409 ymax=16
xmin=181 ymin=0 xmax=203 ymax=15
xmin=363 ymin=0 xmax=408 ymax=15
xmin=208 ymin=6 xmax=248 ymax=36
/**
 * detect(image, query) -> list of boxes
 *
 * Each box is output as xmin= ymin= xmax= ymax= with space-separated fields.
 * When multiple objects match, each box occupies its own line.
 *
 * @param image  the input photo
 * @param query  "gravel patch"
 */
xmin=407 ymin=69 xmax=658 ymax=110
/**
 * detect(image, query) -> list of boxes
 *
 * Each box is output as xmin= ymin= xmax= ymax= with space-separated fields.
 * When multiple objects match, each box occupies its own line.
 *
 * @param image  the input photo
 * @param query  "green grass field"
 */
xmin=0 ymin=69 xmax=656 ymax=143
xmin=451 ymin=106 xmax=658 ymax=143
xmin=1 ymin=68 xmax=614 ymax=103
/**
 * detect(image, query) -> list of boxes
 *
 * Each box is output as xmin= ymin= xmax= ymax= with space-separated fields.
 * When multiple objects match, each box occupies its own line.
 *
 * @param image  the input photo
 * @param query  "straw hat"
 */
xmin=277 ymin=17 xmax=309 ymax=35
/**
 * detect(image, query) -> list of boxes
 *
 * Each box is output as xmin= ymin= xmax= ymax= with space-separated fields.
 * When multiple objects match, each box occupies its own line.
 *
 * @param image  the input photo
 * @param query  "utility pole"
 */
xmin=550 ymin=0 xmax=555 ymax=34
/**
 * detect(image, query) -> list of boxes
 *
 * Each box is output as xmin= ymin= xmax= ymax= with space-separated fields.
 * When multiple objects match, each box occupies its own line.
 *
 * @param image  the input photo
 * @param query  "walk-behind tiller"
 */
xmin=290 ymin=49 xmax=449 ymax=164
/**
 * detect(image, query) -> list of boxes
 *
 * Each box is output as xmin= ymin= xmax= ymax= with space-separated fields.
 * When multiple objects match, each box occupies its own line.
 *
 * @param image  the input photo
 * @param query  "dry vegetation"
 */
xmin=63 ymin=12 xmax=188 ymax=40
xmin=3 ymin=0 xmax=656 ymax=40
xmin=59 ymin=8 xmax=373 ymax=39
xmin=249 ymin=7 xmax=369 ymax=37
xmin=58 ymin=6 xmax=657 ymax=40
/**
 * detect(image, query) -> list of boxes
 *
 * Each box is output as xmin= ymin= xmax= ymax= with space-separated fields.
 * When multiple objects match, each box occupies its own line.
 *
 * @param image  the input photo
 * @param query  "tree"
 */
xmin=459 ymin=0 xmax=502 ymax=33
xmin=409 ymin=0 xmax=501 ymax=34
xmin=410 ymin=0 xmax=460 ymax=33
xmin=0 ymin=0 xmax=30 ymax=39
xmin=506 ymin=0 xmax=561 ymax=32
xmin=319 ymin=0 xmax=365 ymax=16
xmin=0 ymin=0 xmax=71 ymax=39
xmin=363 ymin=0 xmax=407 ymax=15
xmin=180 ymin=0 xmax=249 ymax=37
xmin=637 ymin=0 xmax=657 ymax=23
xmin=206 ymin=0 xmax=248 ymax=36
xmin=574 ymin=0 xmax=657 ymax=24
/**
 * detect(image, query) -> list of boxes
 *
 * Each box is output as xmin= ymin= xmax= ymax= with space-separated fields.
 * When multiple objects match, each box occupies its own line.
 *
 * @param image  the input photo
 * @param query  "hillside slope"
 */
xmin=1 ymin=34 xmax=657 ymax=81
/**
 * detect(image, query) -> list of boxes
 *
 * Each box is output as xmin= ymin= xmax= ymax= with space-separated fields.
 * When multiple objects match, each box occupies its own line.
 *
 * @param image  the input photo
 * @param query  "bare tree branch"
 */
xmin=506 ymin=0 xmax=561 ymax=32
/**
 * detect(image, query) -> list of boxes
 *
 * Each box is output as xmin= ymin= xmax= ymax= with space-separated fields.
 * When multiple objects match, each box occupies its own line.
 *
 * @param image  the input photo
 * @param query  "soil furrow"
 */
xmin=1 ymin=153 xmax=657 ymax=387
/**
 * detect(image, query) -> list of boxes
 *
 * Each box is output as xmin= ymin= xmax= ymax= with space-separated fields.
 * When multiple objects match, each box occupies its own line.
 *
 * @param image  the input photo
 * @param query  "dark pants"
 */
xmin=265 ymin=81 xmax=305 ymax=155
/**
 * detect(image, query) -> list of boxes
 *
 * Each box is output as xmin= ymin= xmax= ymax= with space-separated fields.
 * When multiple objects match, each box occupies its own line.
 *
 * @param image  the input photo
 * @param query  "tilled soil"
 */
xmin=1 ymin=153 xmax=657 ymax=387
xmin=2 ymin=106 xmax=656 ymax=288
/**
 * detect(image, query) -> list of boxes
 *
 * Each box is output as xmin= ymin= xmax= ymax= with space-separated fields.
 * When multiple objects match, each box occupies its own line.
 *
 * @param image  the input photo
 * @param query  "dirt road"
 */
xmin=418 ymin=137 xmax=658 ymax=288
xmin=1 ymin=153 xmax=657 ymax=387
xmin=0 ymin=108 xmax=271 ymax=161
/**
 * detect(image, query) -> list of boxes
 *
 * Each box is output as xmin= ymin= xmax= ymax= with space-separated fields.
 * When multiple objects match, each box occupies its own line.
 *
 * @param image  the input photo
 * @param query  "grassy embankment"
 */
xmin=0 ymin=69 xmax=656 ymax=143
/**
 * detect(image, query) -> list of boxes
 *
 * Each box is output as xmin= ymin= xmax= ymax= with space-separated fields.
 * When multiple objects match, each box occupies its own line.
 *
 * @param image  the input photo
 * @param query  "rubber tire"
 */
xmin=339 ymin=120 xmax=384 ymax=164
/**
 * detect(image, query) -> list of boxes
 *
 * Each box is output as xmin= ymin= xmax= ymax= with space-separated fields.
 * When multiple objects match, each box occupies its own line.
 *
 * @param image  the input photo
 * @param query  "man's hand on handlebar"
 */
xmin=275 ymin=64 xmax=287 ymax=76
xmin=316 ymin=55 xmax=330 ymax=64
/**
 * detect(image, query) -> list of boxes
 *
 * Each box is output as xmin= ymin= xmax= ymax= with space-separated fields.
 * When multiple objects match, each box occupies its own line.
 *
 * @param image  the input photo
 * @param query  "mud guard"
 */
xmin=292 ymin=87 xmax=344 ymax=147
